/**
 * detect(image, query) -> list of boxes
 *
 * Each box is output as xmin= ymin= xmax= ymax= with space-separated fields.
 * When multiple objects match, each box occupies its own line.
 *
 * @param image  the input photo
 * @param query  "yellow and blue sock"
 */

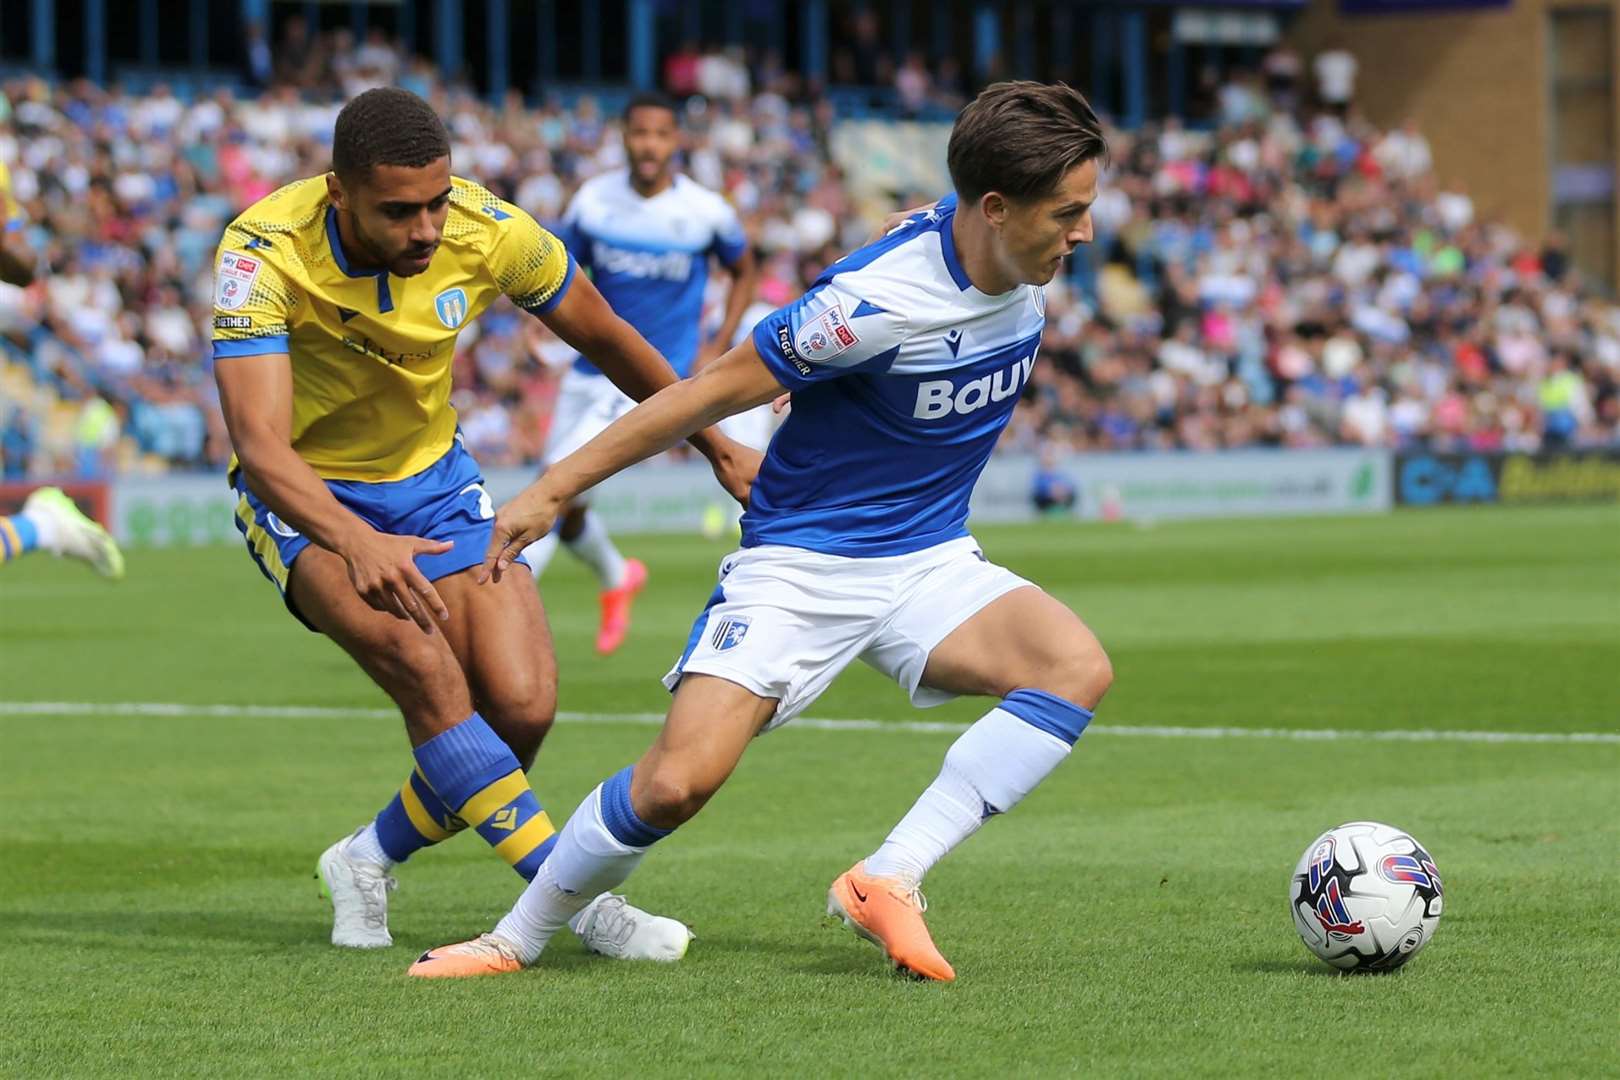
xmin=370 ymin=768 xmax=468 ymax=864
xmin=412 ymin=713 xmax=557 ymax=880
xmin=0 ymin=514 xmax=41 ymax=563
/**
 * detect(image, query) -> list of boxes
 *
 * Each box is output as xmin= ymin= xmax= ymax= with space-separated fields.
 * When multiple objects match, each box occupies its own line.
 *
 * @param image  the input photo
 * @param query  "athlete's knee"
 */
xmin=480 ymin=682 xmax=556 ymax=769
xmin=631 ymin=760 xmax=721 ymax=830
xmin=1028 ymin=634 xmax=1113 ymax=711
xmin=366 ymin=631 xmax=469 ymax=726
xmin=373 ymin=631 xmax=450 ymax=682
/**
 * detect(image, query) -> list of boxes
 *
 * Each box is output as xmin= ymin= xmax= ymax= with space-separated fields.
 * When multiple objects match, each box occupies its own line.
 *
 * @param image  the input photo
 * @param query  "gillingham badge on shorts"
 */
xmin=710 ymin=616 xmax=750 ymax=651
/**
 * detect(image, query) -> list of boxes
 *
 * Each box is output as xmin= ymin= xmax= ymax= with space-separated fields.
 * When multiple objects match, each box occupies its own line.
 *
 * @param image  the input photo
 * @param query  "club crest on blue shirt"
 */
xmin=710 ymin=615 xmax=751 ymax=652
xmin=434 ymin=287 xmax=469 ymax=329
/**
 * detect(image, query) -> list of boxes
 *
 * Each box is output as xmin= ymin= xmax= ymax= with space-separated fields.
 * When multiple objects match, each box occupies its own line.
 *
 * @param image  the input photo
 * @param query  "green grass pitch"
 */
xmin=2 ymin=505 xmax=1616 ymax=1077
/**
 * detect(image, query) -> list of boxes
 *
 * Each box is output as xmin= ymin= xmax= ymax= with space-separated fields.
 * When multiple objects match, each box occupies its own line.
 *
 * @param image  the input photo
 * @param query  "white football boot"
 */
xmin=21 ymin=487 xmax=125 ymax=579
xmin=316 ymin=828 xmax=398 ymax=948
xmin=571 ymin=893 xmax=693 ymax=961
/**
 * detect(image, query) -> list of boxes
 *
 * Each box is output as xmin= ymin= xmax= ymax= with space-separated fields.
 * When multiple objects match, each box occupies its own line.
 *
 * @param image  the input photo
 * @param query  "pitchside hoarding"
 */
xmin=973 ymin=449 xmax=1390 ymax=523
xmin=105 ymin=449 xmax=1394 ymax=547
xmin=1394 ymin=450 xmax=1620 ymax=507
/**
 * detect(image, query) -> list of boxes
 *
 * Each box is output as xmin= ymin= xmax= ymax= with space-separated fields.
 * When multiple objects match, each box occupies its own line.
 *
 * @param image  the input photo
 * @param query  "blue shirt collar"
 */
xmin=934 ymin=193 xmax=974 ymax=293
xmin=326 ymin=205 xmax=383 ymax=279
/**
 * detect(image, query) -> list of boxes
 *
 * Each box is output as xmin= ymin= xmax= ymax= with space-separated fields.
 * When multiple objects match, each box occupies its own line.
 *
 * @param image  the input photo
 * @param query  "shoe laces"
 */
xmin=886 ymin=882 xmax=927 ymax=913
xmin=576 ymin=894 xmax=638 ymax=951
xmin=462 ymin=933 xmax=521 ymax=964
xmin=864 ymin=869 xmax=928 ymax=913
xmin=349 ymin=863 xmax=397 ymax=931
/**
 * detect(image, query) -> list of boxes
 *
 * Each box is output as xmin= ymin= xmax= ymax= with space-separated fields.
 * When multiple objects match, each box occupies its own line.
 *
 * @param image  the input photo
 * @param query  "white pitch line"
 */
xmin=0 ymin=701 xmax=1616 ymax=745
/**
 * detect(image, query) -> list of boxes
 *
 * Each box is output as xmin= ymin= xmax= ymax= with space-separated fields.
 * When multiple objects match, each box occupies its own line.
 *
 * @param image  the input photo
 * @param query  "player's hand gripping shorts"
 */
xmin=232 ymin=434 xmax=521 ymax=630
xmin=664 ymin=537 xmax=1035 ymax=730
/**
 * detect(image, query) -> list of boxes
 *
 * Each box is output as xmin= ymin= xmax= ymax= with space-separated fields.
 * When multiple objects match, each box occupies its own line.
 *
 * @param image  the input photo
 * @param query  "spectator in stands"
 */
xmin=1313 ymin=42 xmax=1358 ymax=115
xmin=1 ymin=29 xmax=1617 ymax=483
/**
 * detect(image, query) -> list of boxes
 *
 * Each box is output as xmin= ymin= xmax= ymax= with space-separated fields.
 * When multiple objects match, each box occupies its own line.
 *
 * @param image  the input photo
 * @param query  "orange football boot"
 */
xmin=827 ymin=861 xmax=956 ymax=982
xmin=407 ymin=934 xmax=524 ymax=979
xmin=596 ymin=558 xmax=648 ymax=655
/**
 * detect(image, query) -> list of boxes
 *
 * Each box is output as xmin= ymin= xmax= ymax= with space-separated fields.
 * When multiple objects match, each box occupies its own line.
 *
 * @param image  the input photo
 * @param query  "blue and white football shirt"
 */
xmin=747 ymin=194 xmax=1047 ymax=557
xmin=558 ymin=170 xmax=747 ymax=377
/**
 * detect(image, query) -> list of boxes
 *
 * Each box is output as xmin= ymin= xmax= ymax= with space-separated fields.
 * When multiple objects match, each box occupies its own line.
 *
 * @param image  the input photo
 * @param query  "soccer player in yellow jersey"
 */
xmin=210 ymin=88 xmax=756 ymax=957
xmin=0 ymin=159 xmax=126 ymax=578
xmin=0 ymin=159 xmax=36 ymax=286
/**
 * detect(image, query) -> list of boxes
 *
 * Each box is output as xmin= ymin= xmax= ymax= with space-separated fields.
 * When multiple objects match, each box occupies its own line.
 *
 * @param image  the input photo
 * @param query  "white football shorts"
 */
xmin=717 ymin=402 xmax=778 ymax=452
xmin=542 ymin=368 xmax=636 ymax=473
xmin=663 ymin=536 xmax=1036 ymax=731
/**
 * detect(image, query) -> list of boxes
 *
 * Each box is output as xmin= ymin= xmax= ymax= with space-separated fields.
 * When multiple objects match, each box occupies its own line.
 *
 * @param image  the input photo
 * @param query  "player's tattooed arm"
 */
xmin=215 ymin=353 xmax=451 ymax=633
xmin=482 ymin=339 xmax=783 ymax=582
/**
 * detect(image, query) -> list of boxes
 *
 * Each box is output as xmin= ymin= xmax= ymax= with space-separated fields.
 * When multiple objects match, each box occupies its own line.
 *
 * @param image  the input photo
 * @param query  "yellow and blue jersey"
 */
xmin=0 ymin=161 xmax=25 ymax=233
xmin=210 ymin=174 xmax=575 ymax=483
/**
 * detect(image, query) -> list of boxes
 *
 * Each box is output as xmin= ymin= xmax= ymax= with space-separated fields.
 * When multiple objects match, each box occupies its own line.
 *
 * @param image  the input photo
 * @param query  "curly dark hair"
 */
xmin=331 ymin=87 xmax=451 ymax=181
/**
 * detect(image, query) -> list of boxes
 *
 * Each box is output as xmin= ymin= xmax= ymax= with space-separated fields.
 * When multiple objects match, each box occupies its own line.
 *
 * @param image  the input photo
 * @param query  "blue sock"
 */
xmin=371 ymin=768 xmax=466 ymax=864
xmin=412 ymin=713 xmax=557 ymax=880
xmin=999 ymin=688 xmax=1093 ymax=747
xmin=599 ymin=764 xmax=674 ymax=848
xmin=0 ymin=514 xmax=40 ymax=561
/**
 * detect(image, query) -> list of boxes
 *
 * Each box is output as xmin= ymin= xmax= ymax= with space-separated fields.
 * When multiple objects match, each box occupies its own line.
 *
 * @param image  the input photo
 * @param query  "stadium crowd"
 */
xmin=1 ymin=26 xmax=1616 ymax=480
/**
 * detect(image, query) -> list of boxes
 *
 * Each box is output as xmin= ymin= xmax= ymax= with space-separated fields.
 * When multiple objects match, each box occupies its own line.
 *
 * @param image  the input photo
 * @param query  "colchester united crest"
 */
xmin=434 ymin=287 xmax=468 ymax=329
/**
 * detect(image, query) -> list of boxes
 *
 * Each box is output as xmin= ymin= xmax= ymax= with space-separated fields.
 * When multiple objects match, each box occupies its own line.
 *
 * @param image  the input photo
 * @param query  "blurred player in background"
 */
xmin=521 ymin=92 xmax=757 ymax=653
xmin=0 ymin=158 xmax=36 ymax=288
xmin=0 ymin=486 xmax=124 ymax=577
xmin=209 ymin=88 xmax=755 ymax=957
xmin=699 ymin=285 xmax=791 ymax=539
xmin=413 ymin=82 xmax=1113 ymax=982
xmin=0 ymin=161 xmax=125 ymax=578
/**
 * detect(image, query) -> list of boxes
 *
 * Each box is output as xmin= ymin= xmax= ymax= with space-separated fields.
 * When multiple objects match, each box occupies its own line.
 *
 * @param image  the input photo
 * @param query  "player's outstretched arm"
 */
xmin=482 ymin=340 xmax=784 ymax=582
xmin=537 ymin=269 xmax=758 ymax=501
xmin=696 ymin=246 xmax=758 ymax=372
xmin=868 ymin=202 xmax=937 ymax=243
xmin=215 ymin=353 xmax=451 ymax=633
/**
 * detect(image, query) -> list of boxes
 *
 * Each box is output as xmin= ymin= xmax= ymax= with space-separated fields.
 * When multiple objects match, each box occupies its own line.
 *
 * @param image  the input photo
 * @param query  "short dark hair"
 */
xmin=947 ymin=81 xmax=1107 ymax=205
xmin=623 ymin=90 xmax=679 ymax=123
xmin=332 ymin=87 xmax=451 ymax=181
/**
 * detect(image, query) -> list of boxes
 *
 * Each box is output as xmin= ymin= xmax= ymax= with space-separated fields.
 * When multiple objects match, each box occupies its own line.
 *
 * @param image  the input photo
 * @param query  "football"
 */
xmin=1290 ymin=821 xmax=1445 ymax=972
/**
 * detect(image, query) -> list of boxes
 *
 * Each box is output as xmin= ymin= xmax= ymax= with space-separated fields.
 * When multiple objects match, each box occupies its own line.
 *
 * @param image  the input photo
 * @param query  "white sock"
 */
xmin=564 ymin=510 xmax=628 ymax=589
xmin=521 ymin=533 xmax=560 ymax=577
xmin=864 ymin=706 xmax=1074 ymax=886
xmin=493 ymin=783 xmax=651 ymax=963
xmin=344 ymin=822 xmax=396 ymax=869
xmin=21 ymin=509 xmax=61 ymax=551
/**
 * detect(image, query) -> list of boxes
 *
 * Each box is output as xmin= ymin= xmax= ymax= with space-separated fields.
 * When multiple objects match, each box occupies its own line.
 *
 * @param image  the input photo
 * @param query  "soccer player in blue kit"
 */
xmin=412 ymin=82 xmax=1115 ymax=982
xmin=523 ymin=92 xmax=757 ymax=654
